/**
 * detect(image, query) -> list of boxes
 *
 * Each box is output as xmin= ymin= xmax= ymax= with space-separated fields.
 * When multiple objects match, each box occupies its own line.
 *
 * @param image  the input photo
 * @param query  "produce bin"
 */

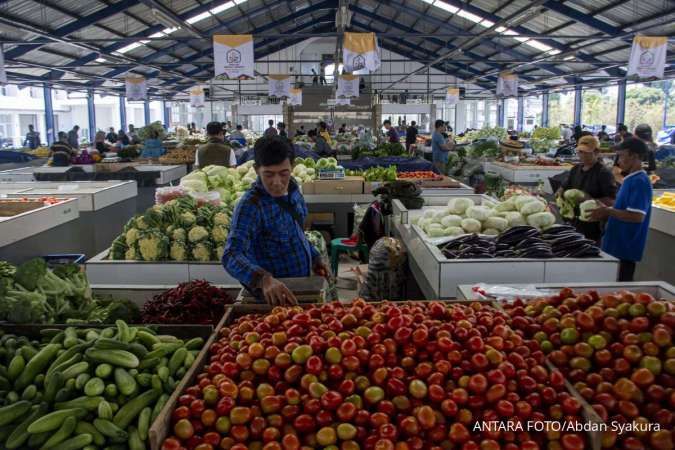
xmin=455 ymin=281 xmax=675 ymax=301
xmin=85 ymin=248 xmax=241 ymax=286
xmin=90 ymin=284 xmax=242 ymax=309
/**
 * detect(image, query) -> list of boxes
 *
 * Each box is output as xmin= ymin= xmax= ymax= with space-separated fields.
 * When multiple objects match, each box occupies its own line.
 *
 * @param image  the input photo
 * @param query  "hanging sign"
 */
xmin=213 ymin=35 xmax=255 ymax=79
xmin=0 ymin=46 xmax=6 ymax=84
xmin=342 ymin=32 xmax=381 ymax=73
xmin=268 ymin=75 xmax=291 ymax=98
xmin=288 ymin=87 xmax=302 ymax=106
xmin=125 ymin=76 xmax=147 ymax=101
xmin=337 ymin=74 xmax=359 ymax=98
xmin=627 ymin=36 xmax=667 ymax=80
xmin=189 ymin=85 xmax=205 ymax=107
xmin=496 ymin=71 xmax=518 ymax=97
xmin=445 ymin=87 xmax=460 ymax=105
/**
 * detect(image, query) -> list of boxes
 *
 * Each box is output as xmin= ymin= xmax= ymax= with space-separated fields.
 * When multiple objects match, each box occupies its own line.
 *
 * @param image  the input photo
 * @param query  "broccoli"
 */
xmin=0 ymin=289 xmax=50 ymax=323
xmin=169 ymin=240 xmax=189 ymax=261
xmin=13 ymin=258 xmax=48 ymax=291
xmin=143 ymin=207 xmax=164 ymax=229
xmin=125 ymin=228 xmax=140 ymax=245
xmin=171 ymin=227 xmax=187 ymax=242
xmin=137 ymin=230 xmax=169 ymax=261
xmin=180 ymin=211 xmax=196 ymax=228
xmin=125 ymin=246 xmax=139 ymax=261
xmin=211 ymin=224 xmax=229 ymax=243
xmin=188 ymin=225 xmax=209 ymax=243
xmin=196 ymin=204 xmax=216 ymax=227
xmin=191 ymin=240 xmax=214 ymax=262
xmin=110 ymin=235 xmax=128 ymax=260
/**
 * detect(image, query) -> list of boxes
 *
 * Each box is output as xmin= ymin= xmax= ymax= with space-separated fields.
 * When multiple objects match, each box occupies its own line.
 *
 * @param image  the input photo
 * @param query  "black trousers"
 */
xmin=618 ymin=260 xmax=636 ymax=282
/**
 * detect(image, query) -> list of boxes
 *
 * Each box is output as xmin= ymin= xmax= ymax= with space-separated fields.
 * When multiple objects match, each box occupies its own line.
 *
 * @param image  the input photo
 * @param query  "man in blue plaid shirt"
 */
xmin=222 ymin=136 xmax=329 ymax=305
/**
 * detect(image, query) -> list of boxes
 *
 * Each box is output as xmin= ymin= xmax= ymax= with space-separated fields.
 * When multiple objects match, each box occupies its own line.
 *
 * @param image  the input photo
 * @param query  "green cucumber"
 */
xmin=93 ymin=418 xmax=127 ymax=441
xmin=7 ymin=355 xmax=25 ymax=381
xmin=40 ymin=415 xmax=77 ymax=449
xmin=137 ymin=406 xmax=151 ymax=441
xmin=85 ymin=349 xmax=139 ymax=369
xmin=100 ymin=328 xmax=115 ymax=338
xmin=52 ymin=433 xmax=93 ymax=450
xmin=14 ymin=344 xmax=60 ymax=391
xmin=20 ymin=345 xmax=38 ymax=361
xmin=157 ymin=366 xmax=169 ymax=382
xmin=184 ymin=337 xmax=204 ymax=350
xmin=95 ymin=363 xmax=113 ymax=379
xmin=135 ymin=373 xmax=152 ymax=387
xmin=61 ymin=361 xmax=89 ymax=380
xmin=28 ymin=431 xmax=49 ymax=447
xmin=84 ymin=330 xmax=99 ymax=342
xmin=75 ymin=373 xmax=91 ymax=390
xmin=27 ymin=408 xmax=86 ymax=433
xmin=151 ymin=393 xmax=169 ymax=422
xmin=98 ymin=400 xmax=113 ymax=420
xmin=21 ymin=384 xmax=37 ymax=401
xmin=168 ymin=348 xmax=187 ymax=374
xmin=0 ymin=400 xmax=31 ymax=426
xmin=113 ymin=388 xmax=161 ymax=429
xmin=5 ymin=402 xmax=48 ymax=449
xmin=55 ymin=396 xmax=104 ymax=411
xmin=75 ymin=421 xmax=105 ymax=446
xmin=84 ymin=378 xmax=105 ymax=397
xmin=114 ymin=368 xmax=137 ymax=396
xmin=138 ymin=357 xmax=161 ymax=370
xmin=135 ymin=331 xmax=160 ymax=348
xmin=128 ymin=426 xmax=145 ymax=450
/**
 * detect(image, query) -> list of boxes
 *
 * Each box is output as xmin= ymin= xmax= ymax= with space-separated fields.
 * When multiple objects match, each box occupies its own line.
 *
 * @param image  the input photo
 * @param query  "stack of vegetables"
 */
xmin=0 ymin=320 xmax=204 ymax=450
xmin=397 ymin=171 xmax=444 ymax=181
xmin=352 ymin=142 xmax=405 ymax=160
xmin=556 ymin=189 xmax=600 ymax=222
xmin=108 ymin=196 xmax=231 ymax=262
xmin=293 ymin=158 xmax=342 ymax=183
xmin=180 ymin=162 xmax=256 ymax=208
xmin=116 ymin=145 xmax=140 ymax=160
xmin=653 ymin=191 xmax=675 ymax=211
xmin=413 ymin=194 xmax=556 ymax=238
xmin=138 ymin=121 xmax=167 ymax=142
xmin=345 ymin=166 xmax=397 ymax=182
xmin=158 ymin=147 xmax=197 ymax=165
xmin=458 ymin=126 xmax=508 ymax=144
xmin=467 ymin=139 xmax=501 ymax=159
xmin=530 ymin=127 xmax=562 ymax=153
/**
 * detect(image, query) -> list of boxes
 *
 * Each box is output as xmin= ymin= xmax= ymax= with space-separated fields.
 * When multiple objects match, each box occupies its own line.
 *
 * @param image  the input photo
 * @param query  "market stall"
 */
xmin=484 ymin=160 xmax=572 ymax=193
xmin=636 ymin=192 xmax=675 ymax=284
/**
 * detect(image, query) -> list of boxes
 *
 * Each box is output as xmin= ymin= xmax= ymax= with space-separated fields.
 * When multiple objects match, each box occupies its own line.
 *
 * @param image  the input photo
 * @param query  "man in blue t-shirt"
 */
xmin=589 ymin=137 xmax=652 ymax=281
xmin=431 ymin=119 xmax=454 ymax=174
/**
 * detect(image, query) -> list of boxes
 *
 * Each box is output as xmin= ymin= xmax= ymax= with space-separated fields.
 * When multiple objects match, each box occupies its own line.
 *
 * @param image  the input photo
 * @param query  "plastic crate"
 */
xmin=43 ymin=253 xmax=86 ymax=267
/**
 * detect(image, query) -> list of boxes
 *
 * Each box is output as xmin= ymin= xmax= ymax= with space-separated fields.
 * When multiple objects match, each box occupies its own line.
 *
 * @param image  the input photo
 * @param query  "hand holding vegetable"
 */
xmin=588 ymin=203 xmax=610 ymax=222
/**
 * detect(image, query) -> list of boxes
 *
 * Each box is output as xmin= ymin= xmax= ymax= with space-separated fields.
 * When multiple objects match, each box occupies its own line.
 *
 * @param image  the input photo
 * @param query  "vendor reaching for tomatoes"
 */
xmin=222 ymin=136 xmax=329 ymax=305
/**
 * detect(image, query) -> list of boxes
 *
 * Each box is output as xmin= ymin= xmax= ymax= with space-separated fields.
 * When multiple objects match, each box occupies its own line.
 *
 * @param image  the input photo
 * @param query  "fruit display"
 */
xmin=25 ymin=146 xmax=51 ymax=157
xmin=159 ymin=147 xmax=197 ymax=165
xmin=412 ymin=194 xmax=556 ymax=238
xmin=397 ymin=171 xmax=444 ymax=181
xmin=108 ymin=196 xmax=231 ymax=262
xmin=653 ymin=192 xmax=675 ymax=212
xmin=439 ymin=225 xmax=601 ymax=259
xmin=141 ymin=280 xmax=234 ymax=325
xmin=161 ymin=300 xmax=590 ymax=450
xmin=0 ymin=320 xmax=204 ymax=450
xmin=504 ymin=290 xmax=674 ymax=449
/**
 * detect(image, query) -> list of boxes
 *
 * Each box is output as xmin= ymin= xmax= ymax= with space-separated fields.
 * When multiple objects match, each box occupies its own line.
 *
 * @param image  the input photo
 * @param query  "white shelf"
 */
xmin=0 ymin=198 xmax=79 ymax=247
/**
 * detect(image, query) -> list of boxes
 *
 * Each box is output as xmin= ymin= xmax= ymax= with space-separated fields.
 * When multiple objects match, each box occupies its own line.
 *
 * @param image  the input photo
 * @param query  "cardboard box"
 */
xmin=312 ymin=176 xmax=364 ymax=195
xmin=300 ymin=181 xmax=315 ymax=195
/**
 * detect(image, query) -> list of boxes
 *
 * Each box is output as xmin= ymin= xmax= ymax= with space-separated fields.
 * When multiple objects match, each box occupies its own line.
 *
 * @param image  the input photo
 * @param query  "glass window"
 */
xmin=581 ymin=85 xmax=618 ymax=134
xmin=0 ymin=84 xmax=48 ymax=147
xmin=476 ymin=101 xmax=486 ymax=129
xmin=125 ymin=99 xmax=145 ymax=130
xmin=94 ymin=94 xmax=121 ymax=134
xmin=53 ymin=90 xmax=88 ymax=144
xmin=547 ymin=90 xmax=575 ymax=128
xmin=486 ymin=100 xmax=497 ymax=127
xmin=523 ymin=95 xmax=542 ymax=132
xmin=149 ymin=100 xmax=163 ymax=124
xmin=504 ymin=98 xmax=518 ymax=131
xmin=625 ymin=81 xmax=669 ymax=136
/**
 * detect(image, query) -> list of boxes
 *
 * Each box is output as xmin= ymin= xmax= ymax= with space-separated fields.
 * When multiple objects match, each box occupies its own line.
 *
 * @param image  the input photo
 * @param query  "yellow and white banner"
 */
xmin=189 ymin=85 xmax=205 ymax=107
xmin=627 ymin=36 xmax=667 ymax=79
xmin=268 ymin=75 xmax=291 ymax=98
xmin=288 ymin=87 xmax=302 ymax=106
xmin=125 ymin=76 xmax=147 ymax=101
xmin=213 ymin=35 xmax=255 ymax=79
xmin=496 ymin=71 xmax=518 ymax=97
xmin=337 ymin=74 xmax=359 ymax=98
xmin=446 ymin=87 xmax=460 ymax=105
xmin=0 ymin=46 xmax=6 ymax=84
xmin=343 ymin=32 xmax=381 ymax=73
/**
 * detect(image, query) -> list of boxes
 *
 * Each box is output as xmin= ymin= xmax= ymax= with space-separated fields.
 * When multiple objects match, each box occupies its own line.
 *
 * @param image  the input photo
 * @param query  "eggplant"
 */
xmin=540 ymin=225 xmax=576 ymax=236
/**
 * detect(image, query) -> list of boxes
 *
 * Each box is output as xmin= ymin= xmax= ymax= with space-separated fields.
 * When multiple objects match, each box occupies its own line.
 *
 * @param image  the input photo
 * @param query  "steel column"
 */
xmin=573 ymin=85 xmax=582 ymax=126
xmin=87 ymin=89 xmax=96 ymax=143
xmin=517 ymin=96 xmax=524 ymax=132
xmin=163 ymin=100 xmax=170 ymax=129
xmin=616 ymin=80 xmax=626 ymax=126
xmin=542 ymin=91 xmax=549 ymax=127
xmin=497 ymin=99 xmax=505 ymax=128
xmin=43 ymin=83 xmax=55 ymax=145
xmin=143 ymin=100 xmax=150 ymax=126
xmin=119 ymin=96 xmax=127 ymax=131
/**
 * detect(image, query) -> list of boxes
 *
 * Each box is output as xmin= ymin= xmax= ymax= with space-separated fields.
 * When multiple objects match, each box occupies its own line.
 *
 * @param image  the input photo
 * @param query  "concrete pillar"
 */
xmin=542 ymin=91 xmax=549 ymax=127
xmin=87 ymin=90 xmax=96 ymax=143
xmin=43 ymin=83 xmax=55 ymax=145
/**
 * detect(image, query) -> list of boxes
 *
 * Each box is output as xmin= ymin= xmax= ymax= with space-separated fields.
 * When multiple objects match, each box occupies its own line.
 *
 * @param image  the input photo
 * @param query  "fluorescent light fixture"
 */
xmin=420 ymin=0 xmax=435 ymax=4
xmin=434 ymin=1 xmax=459 ymax=14
xmin=514 ymin=36 xmax=529 ymax=43
xmin=457 ymin=9 xmax=484 ymax=23
xmin=149 ymin=31 xmax=165 ymax=38
xmin=186 ymin=11 xmax=212 ymax=24
xmin=501 ymin=29 xmax=518 ymax=36
xmin=526 ymin=40 xmax=551 ymax=51
xmin=496 ymin=26 xmax=507 ymax=32
xmin=563 ymin=55 xmax=575 ymax=60
xmin=479 ymin=19 xmax=495 ymax=28
xmin=162 ymin=26 xmax=180 ymax=34
xmin=234 ymin=0 xmax=246 ymax=4
xmin=95 ymin=57 xmax=107 ymax=63
xmin=548 ymin=49 xmax=562 ymax=55
xmin=210 ymin=1 xmax=235 ymax=14
xmin=116 ymin=42 xmax=145 ymax=54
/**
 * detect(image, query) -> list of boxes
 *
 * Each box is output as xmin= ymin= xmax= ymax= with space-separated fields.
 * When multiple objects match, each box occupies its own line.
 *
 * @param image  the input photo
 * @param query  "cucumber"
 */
xmin=52 ymin=433 xmax=93 ymax=450
xmin=157 ymin=366 xmax=169 ymax=382
xmin=7 ymin=354 xmax=25 ymax=381
xmin=75 ymin=421 xmax=105 ymax=446
xmin=95 ymin=363 xmax=113 ymax=379
xmin=135 ymin=331 xmax=159 ymax=348
xmin=113 ymin=388 xmax=161 ymax=429
xmin=39 ymin=329 xmax=62 ymax=339
xmin=184 ymin=352 xmax=195 ymax=368
xmin=64 ymin=328 xmax=78 ymax=349
xmin=137 ymin=406 xmax=152 ymax=441
xmin=75 ymin=373 xmax=91 ymax=390
xmin=114 ymin=368 xmax=137 ymax=396
xmin=5 ymin=391 xmax=19 ymax=404
xmin=61 ymin=361 xmax=89 ymax=380
xmin=47 ymin=344 xmax=87 ymax=377
xmin=28 ymin=431 xmax=49 ymax=447
xmin=0 ymin=400 xmax=31 ymax=426
xmin=184 ymin=337 xmax=204 ymax=350
xmin=168 ymin=348 xmax=187 ymax=374
xmin=135 ymin=373 xmax=152 ymax=387
xmin=27 ymin=408 xmax=86 ymax=433
xmin=142 ymin=348 xmax=167 ymax=360
xmin=152 ymin=342 xmax=182 ymax=354
xmin=40 ymin=415 xmax=77 ymax=449
xmin=151 ymin=393 xmax=169 ymax=422
xmin=105 ymin=383 xmax=118 ymax=398
xmin=50 ymin=353 xmax=83 ymax=377
xmin=54 ymin=387 xmax=70 ymax=403
xmin=14 ymin=344 xmax=60 ymax=391
xmin=115 ymin=320 xmax=130 ymax=343
xmin=151 ymin=375 xmax=162 ymax=391
xmin=84 ymin=377 xmax=105 ymax=397
xmin=84 ymin=330 xmax=99 ymax=342
xmin=98 ymin=400 xmax=113 ymax=420
xmin=20 ymin=345 xmax=38 ymax=361
xmin=0 ymin=376 xmax=10 ymax=391
xmin=34 ymin=373 xmax=45 ymax=388
xmin=93 ymin=418 xmax=128 ymax=441
xmin=49 ymin=331 xmax=65 ymax=344
xmin=138 ymin=357 xmax=161 ymax=370
xmin=55 ymin=396 xmax=104 ymax=411
xmin=92 ymin=338 xmax=132 ymax=352
xmin=85 ymin=349 xmax=139 ymax=369
xmin=100 ymin=328 xmax=115 ymax=339
xmin=5 ymin=402 xmax=48 ymax=449
xmin=128 ymin=426 xmax=145 ymax=450
xmin=21 ymin=384 xmax=37 ymax=401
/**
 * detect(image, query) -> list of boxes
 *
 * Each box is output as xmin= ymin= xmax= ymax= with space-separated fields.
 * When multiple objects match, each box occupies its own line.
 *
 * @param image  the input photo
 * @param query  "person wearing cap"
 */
xmin=589 ymin=137 xmax=652 ymax=282
xmin=557 ymin=135 xmax=616 ymax=242
xmin=612 ymin=123 xmax=657 ymax=184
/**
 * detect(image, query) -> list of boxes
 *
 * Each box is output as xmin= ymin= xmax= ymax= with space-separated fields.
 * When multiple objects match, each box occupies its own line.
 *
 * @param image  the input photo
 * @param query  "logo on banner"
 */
xmin=343 ymin=32 xmax=381 ymax=73
xmin=352 ymin=55 xmax=366 ymax=71
xmin=226 ymin=49 xmax=242 ymax=65
xmin=628 ymin=36 xmax=667 ymax=80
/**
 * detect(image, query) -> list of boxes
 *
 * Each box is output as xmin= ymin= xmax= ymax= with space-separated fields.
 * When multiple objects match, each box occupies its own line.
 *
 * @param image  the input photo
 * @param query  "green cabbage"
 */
xmin=461 ymin=218 xmax=482 ymax=233
xmin=579 ymin=200 xmax=599 ymax=222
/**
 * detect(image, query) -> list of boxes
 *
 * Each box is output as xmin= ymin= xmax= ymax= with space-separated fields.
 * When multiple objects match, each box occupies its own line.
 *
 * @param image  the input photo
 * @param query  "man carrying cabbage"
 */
xmin=556 ymin=135 xmax=616 ymax=242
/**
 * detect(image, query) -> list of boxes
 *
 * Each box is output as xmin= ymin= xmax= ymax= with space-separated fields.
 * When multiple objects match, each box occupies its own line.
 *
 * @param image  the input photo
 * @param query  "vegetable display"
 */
xmin=346 ymin=166 xmax=397 ymax=182
xmin=0 ymin=320 xmax=204 ymax=450
xmin=397 ymin=171 xmax=444 ymax=181
xmin=117 ymin=145 xmax=140 ymax=160
xmin=108 ymin=196 xmax=231 ymax=262
xmin=458 ymin=126 xmax=508 ymax=144
xmin=161 ymin=300 xmax=589 ymax=450
xmin=180 ymin=163 xmax=255 ymax=208
xmin=439 ymin=225 xmax=601 ymax=259
xmin=352 ymin=142 xmax=405 ymax=160
xmin=530 ymin=127 xmax=561 ymax=154
xmin=467 ymin=139 xmax=501 ymax=159
xmin=138 ymin=121 xmax=167 ymax=141
xmin=140 ymin=280 xmax=234 ymax=325
xmin=505 ymin=289 xmax=674 ymax=449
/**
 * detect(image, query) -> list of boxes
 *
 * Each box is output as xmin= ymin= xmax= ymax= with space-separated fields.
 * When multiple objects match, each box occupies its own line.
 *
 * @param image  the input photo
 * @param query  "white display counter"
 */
xmin=636 ymin=204 xmax=675 ymax=285
xmin=0 ymin=198 xmax=79 ymax=248
xmin=3 ymin=181 xmax=137 ymax=211
xmin=484 ymin=161 xmax=571 ymax=193
xmin=86 ymin=248 xmax=240 ymax=286
xmin=0 ymin=164 xmax=186 ymax=185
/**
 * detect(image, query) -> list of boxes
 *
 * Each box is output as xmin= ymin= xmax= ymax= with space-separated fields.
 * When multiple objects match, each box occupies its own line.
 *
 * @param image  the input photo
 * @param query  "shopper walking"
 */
xmin=195 ymin=122 xmax=235 ymax=169
xmin=431 ymin=119 xmax=454 ymax=174
xmin=68 ymin=125 xmax=80 ymax=149
xmin=264 ymin=119 xmax=278 ymax=138
xmin=50 ymin=131 xmax=75 ymax=166
xmin=383 ymin=120 xmax=400 ymax=144
xmin=590 ymin=137 xmax=652 ymax=282
xmin=222 ymin=135 xmax=329 ymax=305
xmin=105 ymin=127 xmax=118 ymax=143
xmin=405 ymin=120 xmax=419 ymax=153
xmin=23 ymin=124 xmax=41 ymax=149
xmin=596 ymin=125 xmax=609 ymax=142
xmin=558 ymin=135 xmax=616 ymax=242
xmin=277 ymin=122 xmax=288 ymax=139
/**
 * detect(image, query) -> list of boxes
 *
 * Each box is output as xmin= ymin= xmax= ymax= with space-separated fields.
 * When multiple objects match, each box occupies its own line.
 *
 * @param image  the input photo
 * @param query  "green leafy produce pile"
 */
xmin=0 ymin=259 xmax=139 ymax=324
xmin=555 ymin=188 xmax=587 ymax=220
xmin=0 ymin=320 xmax=203 ymax=449
xmin=346 ymin=165 xmax=397 ymax=182
xmin=116 ymin=145 xmax=140 ymax=159
xmin=458 ymin=126 xmax=508 ymax=144
xmin=137 ymin=121 xmax=166 ymax=141
xmin=467 ymin=139 xmax=501 ymax=158
xmin=108 ymin=196 xmax=231 ymax=262
xmin=530 ymin=127 xmax=562 ymax=154
xmin=352 ymin=142 xmax=405 ymax=160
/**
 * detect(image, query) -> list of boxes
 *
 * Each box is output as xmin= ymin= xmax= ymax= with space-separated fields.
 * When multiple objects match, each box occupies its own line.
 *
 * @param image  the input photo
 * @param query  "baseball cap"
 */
xmin=613 ymin=137 xmax=648 ymax=157
xmin=575 ymin=135 xmax=599 ymax=153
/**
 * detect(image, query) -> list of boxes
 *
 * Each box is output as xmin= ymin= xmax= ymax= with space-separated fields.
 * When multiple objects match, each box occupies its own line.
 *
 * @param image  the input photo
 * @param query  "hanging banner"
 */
xmin=189 ymin=85 xmax=205 ymax=107
xmin=496 ymin=71 xmax=518 ymax=97
xmin=125 ymin=76 xmax=147 ymax=101
xmin=445 ymin=87 xmax=460 ymax=105
xmin=288 ymin=87 xmax=302 ymax=106
xmin=213 ymin=34 xmax=255 ymax=79
xmin=337 ymin=74 xmax=359 ymax=98
xmin=268 ymin=75 xmax=291 ymax=98
xmin=342 ymin=32 xmax=381 ymax=73
xmin=0 ymin=46 xmax=6 ymax=84
xmin=627 ymin=35 xmax=667 ymax=80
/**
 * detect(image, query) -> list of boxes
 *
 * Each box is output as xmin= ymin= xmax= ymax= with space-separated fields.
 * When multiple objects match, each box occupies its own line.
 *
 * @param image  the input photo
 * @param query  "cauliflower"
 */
xmin=461 ymin=218 xmax=482 ymax=233
xmin=125 ymin=246 xmax=139 ymax=261
xmin=137 ymin=231 xmax=169 ymax=261
xmin=135 ymin=216 xmax=149 ymax=230
xmin=215 ymin=245 xmax=225 ymax=260
xmin=171 ymin=228 xmax=187 ymax=242
xmin=110 ymin=235 xmax=127 ymax=260
xmin=191 ymin=241 xmax=214 ymax=262
xmin=440 ymin=215 xmax=463 ymax=228
xmin=579 ymin=200 xmax=599 ymax=222
xmin=188 ymin=225 xmax=209 ymax=243
xmin=169 ymin=241 xmax=189 ymax=261
xmin=212 ymin=224 xmax=228 ymax=243
xmin=484 ymin=216 xmax=508 ymax=232
xmin=520 ymin=200 xmax=547 ymax=216
xmin=125 ymin=228 xmax=140 ymax=245
xmin=447 ymin=198 xmax=473 ymax=215
xmin=483 ymin=228 xmax=500 ymax=236
xmin=466 ymin=205 xmax=495 ymax=222
xmin=527 ymin=212 xmax=556 ymax=230
xmin=180 ymin=211 xmax=196 ymax=228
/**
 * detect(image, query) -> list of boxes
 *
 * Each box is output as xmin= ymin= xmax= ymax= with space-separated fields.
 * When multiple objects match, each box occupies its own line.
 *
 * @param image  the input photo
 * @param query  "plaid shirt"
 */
xmin=222 ymin=179 xmax=319 ymax=287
